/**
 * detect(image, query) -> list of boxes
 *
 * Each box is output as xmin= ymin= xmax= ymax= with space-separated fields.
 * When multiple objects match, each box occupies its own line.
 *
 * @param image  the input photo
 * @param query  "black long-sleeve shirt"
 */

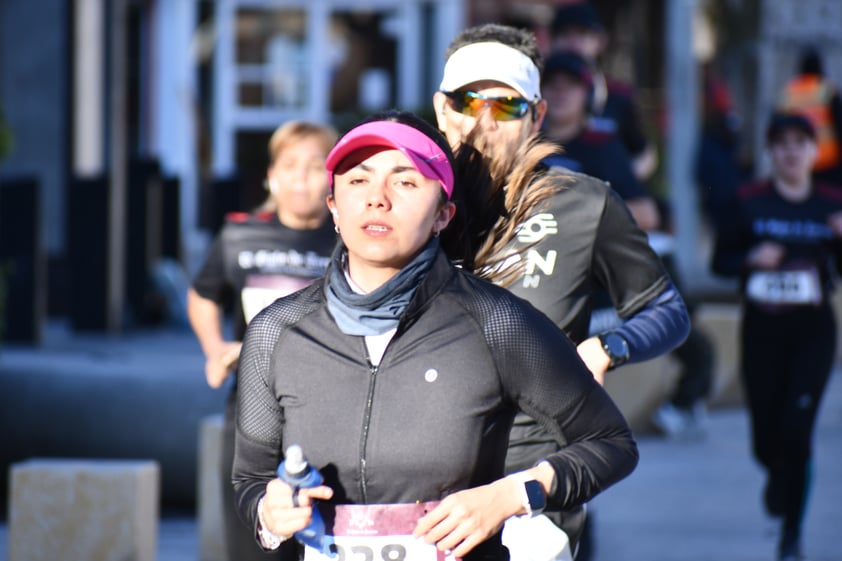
xmin=712 ymin=179 xmax=842 ymax=298
xmin=233 ymin=250 xmax=638 ymax=561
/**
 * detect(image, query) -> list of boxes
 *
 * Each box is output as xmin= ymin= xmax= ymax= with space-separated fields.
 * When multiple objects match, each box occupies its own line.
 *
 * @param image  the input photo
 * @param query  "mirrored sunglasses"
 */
xmin=442 ymin=91 xmax=533 ymax=121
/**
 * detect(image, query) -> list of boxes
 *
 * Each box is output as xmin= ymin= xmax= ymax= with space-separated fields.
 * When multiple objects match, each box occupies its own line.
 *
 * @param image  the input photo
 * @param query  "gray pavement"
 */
xmin=2 ymin=323 xmax=841 ymax=561
xmin=592 ymin=366 xmax=842 ymax=561
xmin=0 ymin=321 xmax=227 ymax=508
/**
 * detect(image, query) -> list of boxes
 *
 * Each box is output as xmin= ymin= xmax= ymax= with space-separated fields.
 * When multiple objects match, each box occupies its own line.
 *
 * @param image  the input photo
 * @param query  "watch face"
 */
xmin=524 ymin=480 xmax=546 ymax=513
xmin=602 ymin=333 xmax=629 ymax=363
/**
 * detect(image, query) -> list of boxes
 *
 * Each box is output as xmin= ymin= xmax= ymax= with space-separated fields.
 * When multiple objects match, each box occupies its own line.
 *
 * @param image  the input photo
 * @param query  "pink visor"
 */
xmin=325 ymin=121 xmax=454 ymax=200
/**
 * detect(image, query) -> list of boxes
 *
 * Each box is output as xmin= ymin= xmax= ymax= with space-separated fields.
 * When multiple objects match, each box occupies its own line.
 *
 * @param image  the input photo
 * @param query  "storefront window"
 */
xmin=232 ymin=6 xmax=403 ymax=115
xmin=235 ymin=7 xmax=308 ymax=108
xmin=326 ymin=10 xmax=398 ymax=115
xmin=208 ymin=0 xmax=460 ymax=177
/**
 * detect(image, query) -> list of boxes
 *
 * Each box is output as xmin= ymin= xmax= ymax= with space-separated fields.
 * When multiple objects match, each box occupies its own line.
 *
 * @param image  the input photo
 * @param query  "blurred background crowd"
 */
xmin=1 ymin=0 xmax=840 ymax=338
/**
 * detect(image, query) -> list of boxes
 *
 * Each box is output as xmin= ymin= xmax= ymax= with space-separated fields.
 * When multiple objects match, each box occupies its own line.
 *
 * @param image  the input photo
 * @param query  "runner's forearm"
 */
xmin=187 ymin=287 xmax=227 ymax=357
xmin=614 ymin=281 xmax=689 ymax=363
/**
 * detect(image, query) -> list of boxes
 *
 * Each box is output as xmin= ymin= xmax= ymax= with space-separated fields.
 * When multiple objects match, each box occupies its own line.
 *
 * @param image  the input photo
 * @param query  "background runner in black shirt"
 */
xmin=712 ymin=113 xmax=842 ymax=561
xmin=188 ymin=120 xmax=338 ymax=561
xmin=549 ymin=2 xmax=658 ymax=183
xmin=540 ymin=48 xmax=659 ymax=231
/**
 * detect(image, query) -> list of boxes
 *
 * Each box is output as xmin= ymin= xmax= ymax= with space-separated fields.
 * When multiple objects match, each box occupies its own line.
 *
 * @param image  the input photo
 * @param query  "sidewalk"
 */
xmin=1 ymin=325 xmax=841 ymax=561
xmin=592 ymin=366 xmax=842 ymax=561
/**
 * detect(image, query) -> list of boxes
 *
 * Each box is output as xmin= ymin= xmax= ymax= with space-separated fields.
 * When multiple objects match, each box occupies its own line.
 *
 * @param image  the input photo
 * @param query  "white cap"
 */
xmin=284 ymin=444 xmax=308 ymax=475
xmin=439 ymin=42 xmax=541 ymax=102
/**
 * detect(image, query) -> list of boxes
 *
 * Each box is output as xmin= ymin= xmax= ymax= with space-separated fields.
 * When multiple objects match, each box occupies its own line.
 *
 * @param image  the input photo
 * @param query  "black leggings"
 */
xmin=741 ymin=303 xmax=835 ymax=538
xmin=670 ymin=325 xmax=715 ymax=408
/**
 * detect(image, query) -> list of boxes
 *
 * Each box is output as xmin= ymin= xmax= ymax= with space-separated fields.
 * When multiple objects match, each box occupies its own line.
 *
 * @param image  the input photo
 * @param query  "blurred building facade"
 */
xmin=0 ymin=0 xmax=465 ymax=335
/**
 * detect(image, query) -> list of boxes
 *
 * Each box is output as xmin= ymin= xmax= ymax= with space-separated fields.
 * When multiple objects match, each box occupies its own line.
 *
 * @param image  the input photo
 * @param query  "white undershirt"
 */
xmin=345 ymin=271 xmax=397 ymax=366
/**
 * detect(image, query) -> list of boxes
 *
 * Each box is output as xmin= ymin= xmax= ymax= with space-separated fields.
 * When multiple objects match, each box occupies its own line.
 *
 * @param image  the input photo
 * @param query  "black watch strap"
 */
xmin=598 ymin=332 xmax=630 ymax=369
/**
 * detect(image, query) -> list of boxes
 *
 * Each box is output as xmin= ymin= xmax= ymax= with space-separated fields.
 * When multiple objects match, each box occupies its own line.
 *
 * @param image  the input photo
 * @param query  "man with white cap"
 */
xmin=432 ymin=23 xmax=690 ymax=559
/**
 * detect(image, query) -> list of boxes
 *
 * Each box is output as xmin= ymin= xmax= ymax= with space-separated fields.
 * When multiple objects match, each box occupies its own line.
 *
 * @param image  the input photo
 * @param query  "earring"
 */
xmin=433 ymin=229 xmax=440 ymax=238
xmin=334 ymin=224 xmax=340 ymax=234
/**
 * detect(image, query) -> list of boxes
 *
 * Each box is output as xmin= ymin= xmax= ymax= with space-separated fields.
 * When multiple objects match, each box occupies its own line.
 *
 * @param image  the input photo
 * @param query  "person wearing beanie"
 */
xmin=549 ymin=2 xmax=659 ymax=183
xmin=779 ymin=46 xmax=842 ymax=187
xmin=541 ymin=48 xmax=659 ymax=231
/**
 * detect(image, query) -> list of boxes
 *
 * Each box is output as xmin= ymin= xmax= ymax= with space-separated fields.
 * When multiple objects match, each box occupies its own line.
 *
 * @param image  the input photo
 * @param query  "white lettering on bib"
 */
xmin=746 ymin=269 xmax=822 ymax=306
xmin=241 ymin=274 xmax=313 ymax=323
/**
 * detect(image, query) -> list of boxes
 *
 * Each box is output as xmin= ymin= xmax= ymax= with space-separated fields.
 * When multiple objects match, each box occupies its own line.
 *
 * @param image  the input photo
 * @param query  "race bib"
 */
xmin=304 ymin=503 xmax=459 ymax=561
xmin=746 ymin=269 xmax=822 ymax=306
xmin=241 ymin=274 xmax=313 ymax=323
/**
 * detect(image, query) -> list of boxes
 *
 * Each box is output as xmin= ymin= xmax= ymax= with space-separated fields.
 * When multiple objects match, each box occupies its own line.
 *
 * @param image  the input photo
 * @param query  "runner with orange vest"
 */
xmin=780 ymin=76 xmax=839 ymax=170
xmin=778 ymin=47 xmax=842 ymax=184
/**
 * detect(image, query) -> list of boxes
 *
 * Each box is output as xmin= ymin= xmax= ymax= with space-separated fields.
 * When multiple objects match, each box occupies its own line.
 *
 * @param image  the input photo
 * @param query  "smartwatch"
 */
xmin=510 ymin=473 xmax=546 ymax=517
xmin=522 ymin=480 xmax=546 ymax=516
xmin=598 ymin=332 xmax=630 ymax=370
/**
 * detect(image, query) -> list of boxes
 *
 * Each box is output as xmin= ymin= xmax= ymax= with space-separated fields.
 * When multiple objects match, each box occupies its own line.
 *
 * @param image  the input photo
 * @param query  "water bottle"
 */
xmin=278 ymin=444 xmax=330 ymax=554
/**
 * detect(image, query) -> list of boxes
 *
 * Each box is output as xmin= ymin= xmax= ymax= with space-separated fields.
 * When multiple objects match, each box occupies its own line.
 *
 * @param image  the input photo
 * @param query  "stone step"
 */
xmin=9 ymin=458 xmax=159 ymax=561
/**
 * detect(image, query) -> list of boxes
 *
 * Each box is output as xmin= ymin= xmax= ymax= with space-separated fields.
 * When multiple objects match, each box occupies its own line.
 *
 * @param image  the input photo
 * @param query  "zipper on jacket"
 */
xmin=359 ymin=362 xmax=378 ymax=503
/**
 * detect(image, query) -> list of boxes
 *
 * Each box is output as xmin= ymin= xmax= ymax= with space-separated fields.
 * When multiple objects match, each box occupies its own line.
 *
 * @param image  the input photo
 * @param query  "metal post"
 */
xmin=152 ymin=0 xmax=199 ymax=272
xmin=212 ymin=0 xmax=235 ymax=176
xmin=73 ymin=0 xmax=105 ymax=177
xmin=107 ymin=0 xmax=128 ymax=332
xmin=665 ymin=0 xmax=700 ymax=291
